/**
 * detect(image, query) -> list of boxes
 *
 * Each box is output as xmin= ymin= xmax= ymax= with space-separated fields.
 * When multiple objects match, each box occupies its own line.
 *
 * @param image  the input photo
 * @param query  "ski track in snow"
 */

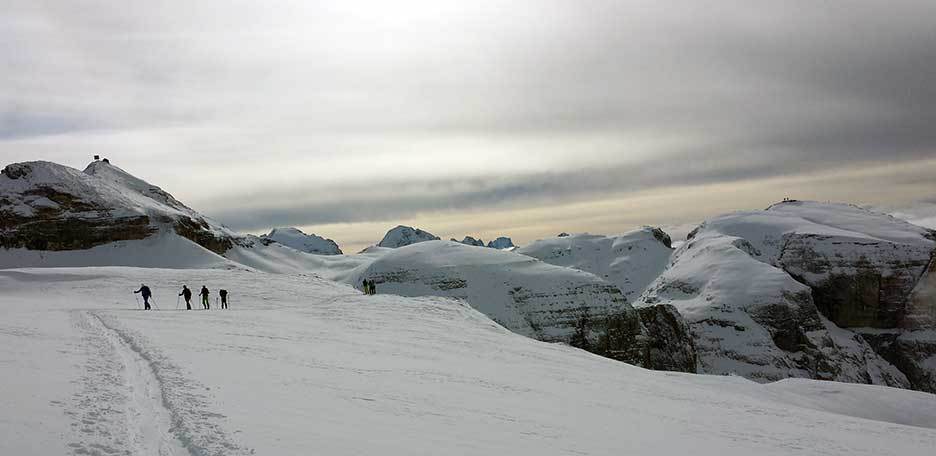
xmin=66 ymin=310 xmax=251 ymax=456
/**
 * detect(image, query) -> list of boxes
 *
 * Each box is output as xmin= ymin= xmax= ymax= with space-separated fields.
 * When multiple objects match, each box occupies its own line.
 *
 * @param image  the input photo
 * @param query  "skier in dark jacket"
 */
xmin=369 ymin=279 xmax=377 ymax=295
xmin=134 ymin=284 xmax=152 ymax=310
xmin=361 ymin=279 xmax=369 ymax=295
xmin=179 ymin=285 xmax=192 ymax=310
xmin=200 ymin=286 xmax=210 ymax=310
xmin=219 ymin=289 xmax=228 ymax=309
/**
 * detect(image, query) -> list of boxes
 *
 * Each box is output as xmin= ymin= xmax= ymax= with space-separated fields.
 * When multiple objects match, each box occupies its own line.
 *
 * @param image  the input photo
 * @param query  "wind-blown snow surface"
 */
xmin=2 ymin=267 xmax=935 ymax=455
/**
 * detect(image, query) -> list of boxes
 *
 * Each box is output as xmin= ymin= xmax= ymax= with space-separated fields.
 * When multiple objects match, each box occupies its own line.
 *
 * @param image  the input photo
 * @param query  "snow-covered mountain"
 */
xmin=352 ymin=239 xmax=696 ymax=371
xmin=262 ymin=227 xmax=342 ymax=255
xmin=0 ymin=160 xmax=244 ymax=256
xmin=487 ymin=236 xmax=515 ymax=250
xmin=377 ymin=225 xmax=440 ymax=248
xmin=635 ymin=201 xmax=936 ymax=392
xmin=517 ymin=227 xmax=673 ymax=302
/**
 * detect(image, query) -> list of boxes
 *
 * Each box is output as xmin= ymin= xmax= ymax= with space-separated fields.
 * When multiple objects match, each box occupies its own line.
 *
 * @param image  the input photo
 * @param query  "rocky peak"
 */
xmin=377 ymin=225 xmax=440 ymax=248
xmin=487 ymin=236 xmax=515 ymax=250
xmin=262 ymin=227 xmax=342 ymax=255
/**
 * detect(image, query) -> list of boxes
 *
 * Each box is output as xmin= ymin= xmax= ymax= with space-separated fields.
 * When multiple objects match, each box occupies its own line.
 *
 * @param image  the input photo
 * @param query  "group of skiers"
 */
xmin=133 ymin=284 xmax=229 ymax=310
xmin=361 ymin=279 xmax=378 ymax=295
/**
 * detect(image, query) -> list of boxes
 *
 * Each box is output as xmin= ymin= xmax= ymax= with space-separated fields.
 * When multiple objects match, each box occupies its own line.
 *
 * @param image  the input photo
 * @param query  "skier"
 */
xmin=134 ymin=284 xmax=152 ymax=310
xmin=219 ymin=289 xmax=228 ymax=309
xmin=200 ymin=285 xmax=210 ymax=310
xmin=369 ymin=279 xmax=377 ymax=295
xmin=362 ymin=279 xmax=369 ymax=295
xmin=179 ymin=285 xmax=192 ymax=310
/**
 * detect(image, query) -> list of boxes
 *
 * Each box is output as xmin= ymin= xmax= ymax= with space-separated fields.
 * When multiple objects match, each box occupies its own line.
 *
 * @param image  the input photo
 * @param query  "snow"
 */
xmin=635 ymin=228 xmax=908 ymax=385
xmin=1 ymin=266 xmax=935 ymax=455
xmin=0 ymin=232 xmax=241 ymax=270
xmin=517 ymin=228 xmax=673 ymax=302
xmin=351 ymin=240 xmax=630 ymax=341
xmin=377 ymin=225 xmax=440 ymax=248
xmin=261 ymin=227 xmax=343 ymax=255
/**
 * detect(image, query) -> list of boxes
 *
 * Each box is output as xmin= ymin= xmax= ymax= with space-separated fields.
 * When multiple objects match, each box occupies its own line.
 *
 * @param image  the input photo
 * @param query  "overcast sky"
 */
xmin=3 ymin=0 xmax=936 ymax=252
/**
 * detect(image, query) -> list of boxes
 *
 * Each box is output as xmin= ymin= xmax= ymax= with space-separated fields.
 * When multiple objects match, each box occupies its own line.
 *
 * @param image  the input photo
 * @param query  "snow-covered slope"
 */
xmin=2 ymin=267 xmax=935 ymax=455
xmin=517 ymin=227 xmax=673 ymax=302
xmin=377 ymin=225 xmax=440 ymax=248
xmin=636 ymin=201 xmax=936 ymax=392
xmin=0 ymin=160 xmax=242 ymax=255
xmin=354 ymin=240 xmax=631 ymax=341
xmin=350 ymin=240 xmax=696 ymax=370
xmin=261 ymin=227 xmax=342 ymax=255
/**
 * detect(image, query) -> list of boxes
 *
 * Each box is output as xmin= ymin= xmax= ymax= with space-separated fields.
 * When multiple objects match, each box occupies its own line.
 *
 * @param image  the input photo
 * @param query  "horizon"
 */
xmin=4 ymin=1 xmax=936 ymax=253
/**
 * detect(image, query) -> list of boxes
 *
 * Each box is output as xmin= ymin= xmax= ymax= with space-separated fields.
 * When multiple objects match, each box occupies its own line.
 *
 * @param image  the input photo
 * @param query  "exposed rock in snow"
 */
xmin=637 ymin=201 xmax=936 ymax=391
xmin=557 ymin=232 xmax=571 ymax=237
xmin=454 ymin=236 xmax=485 ymax=247
xmin=486 ymin=236 xmax=515 ymax=250
xmin=377 ymin=225 xmax=440 ymax=248
xmin=262 ymin=227 xmax=342 ymax=255
xmin=636 ymin=226 xmax=910 ymax=387
xmin=353 ymin=240 xmax=695 ymax=371
xmin=517 ymin=228 xmax=673 ymax=302
xmin=1 ymin=160 xmax=242 ymax=254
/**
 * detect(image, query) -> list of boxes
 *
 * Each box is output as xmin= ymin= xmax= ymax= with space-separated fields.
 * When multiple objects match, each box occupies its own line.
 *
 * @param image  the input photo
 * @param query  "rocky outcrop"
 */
xmin=641 ymin=201 xmax=935 ymax=391
xmin=633 ymin=305 xmax=698 ymax=372
xmin=1 ymin=160 xmax=242 ymax=255
xmin=636 ymin=226 xmax=910 ymax=387
xmin=454 ymin=236 xmax=485 ymax=247
xmin=487 ymin=237 xmax=515 ymax=249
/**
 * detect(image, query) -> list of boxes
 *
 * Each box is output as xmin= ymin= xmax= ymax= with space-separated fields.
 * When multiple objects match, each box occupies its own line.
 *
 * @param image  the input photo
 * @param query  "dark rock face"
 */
xmin=649 ymin=227 xmax=672 ymax=249
xmin=862 ymin=332 xmax=936 ymax=393
xmin=0 ymin=179 xmax=157 ymax=250
xmin=1 ymin=160 xmax=243 ymax=256
xmin=172 ymin=216 xmax=236 ymax=255
xmin=778 ymin=234 xmax=932 ymax=328
xmin=633 ymin=305 xmax=698 ymax=372
xmin=906 ymin=253 xmax=936 ymax=329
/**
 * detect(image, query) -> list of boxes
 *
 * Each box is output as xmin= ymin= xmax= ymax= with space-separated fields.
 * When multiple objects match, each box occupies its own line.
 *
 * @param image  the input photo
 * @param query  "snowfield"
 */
xmin=2 ymin=267 xmax=935 ymax=455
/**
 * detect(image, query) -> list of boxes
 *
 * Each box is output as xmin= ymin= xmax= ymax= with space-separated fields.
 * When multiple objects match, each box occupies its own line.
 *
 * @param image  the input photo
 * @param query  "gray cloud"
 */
xmin=2 ymin=0 xmax=936 ymax=239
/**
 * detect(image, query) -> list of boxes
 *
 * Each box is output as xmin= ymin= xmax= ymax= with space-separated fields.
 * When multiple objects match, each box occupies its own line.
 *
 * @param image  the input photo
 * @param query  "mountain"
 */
xmin=453 ymin=236 xmax=485 ymax=247
xmin=635 ymin=201 xmax=936 ymax=392
xmin=486 ymin=236 xmax=515 ymax=250
xmin=377 ymin=225 xmax=440 ymax=248
xmin=517 ymin=227 xmax=673 ymax=302
xmin=262 ymin=227 xmax=342 ymax=255
xmin=352 ymin=240 xmax=696 ymax=371
xmin=0 ymin=160 xmax=244 ymax=257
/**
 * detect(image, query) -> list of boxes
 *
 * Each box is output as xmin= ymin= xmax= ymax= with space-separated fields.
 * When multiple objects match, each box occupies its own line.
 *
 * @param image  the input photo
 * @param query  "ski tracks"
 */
xmin=66 ymin=311 xmax=252 ymax=456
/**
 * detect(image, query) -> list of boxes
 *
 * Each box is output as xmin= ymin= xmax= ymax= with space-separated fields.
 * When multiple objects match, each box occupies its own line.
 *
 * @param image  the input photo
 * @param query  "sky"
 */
xmin=2 ymin=0 xmax=936 ymax=253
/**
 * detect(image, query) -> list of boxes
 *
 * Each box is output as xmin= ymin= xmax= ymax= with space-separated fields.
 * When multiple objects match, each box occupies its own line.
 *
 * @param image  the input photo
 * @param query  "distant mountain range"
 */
xmin=3 ymin=159 xmax=935 ymax=392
